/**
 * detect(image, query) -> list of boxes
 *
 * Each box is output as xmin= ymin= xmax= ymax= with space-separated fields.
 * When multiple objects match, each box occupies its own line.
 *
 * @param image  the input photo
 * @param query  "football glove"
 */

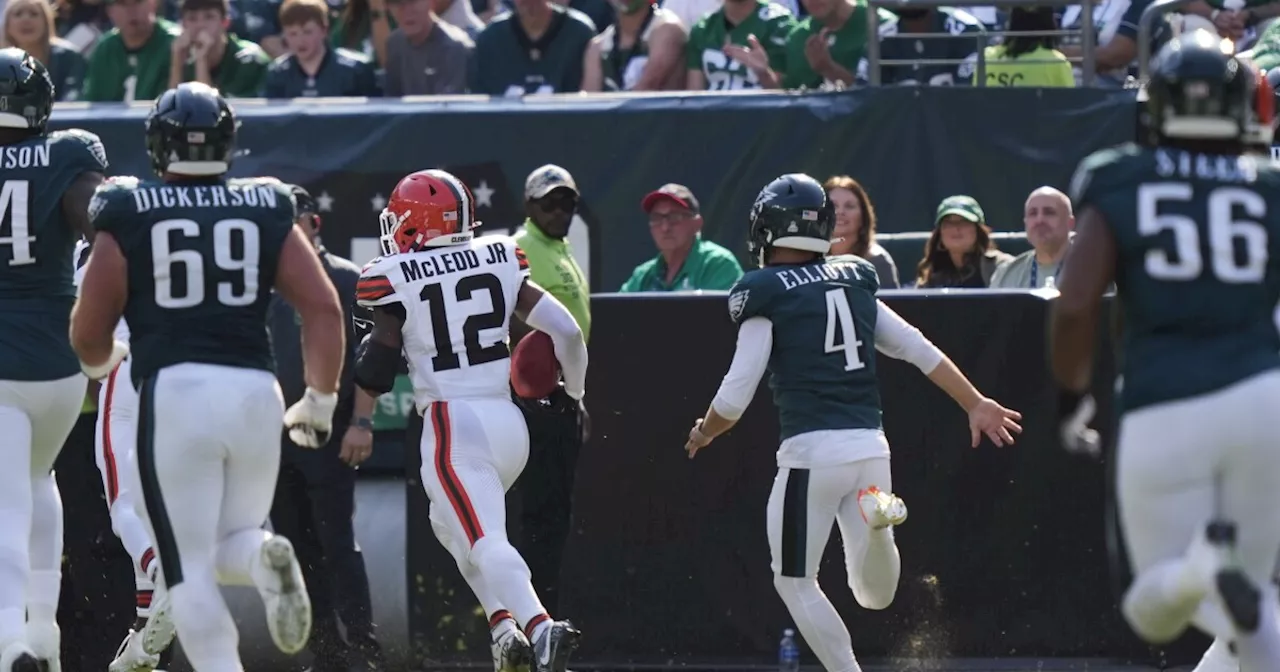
xmin=80 ymin=340 xmax=129 ymax=380
xmin=284 ymin=387 xmax=339 ymax=448
xmin=1058 ymin=389 xmax=1101 ymax=458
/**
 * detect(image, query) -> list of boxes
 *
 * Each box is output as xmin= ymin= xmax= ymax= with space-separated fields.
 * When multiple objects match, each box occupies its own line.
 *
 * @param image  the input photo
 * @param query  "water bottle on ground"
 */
xmin=779 ymin=628 xmax=799 ymax=672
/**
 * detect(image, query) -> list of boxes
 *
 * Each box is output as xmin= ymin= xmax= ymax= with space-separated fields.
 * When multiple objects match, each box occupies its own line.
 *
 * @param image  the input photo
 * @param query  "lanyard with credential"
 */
xmin=1029 ymin=258 xmax=1064 ymax=288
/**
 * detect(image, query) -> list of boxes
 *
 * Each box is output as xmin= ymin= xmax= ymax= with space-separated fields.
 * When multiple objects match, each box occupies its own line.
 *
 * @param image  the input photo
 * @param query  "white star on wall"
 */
xmin=473 ymin=180 xmax=495 ymax=208
xmin=371 ymin=193 xmax=387 ymax=212
xmin=316 ymin=191 xmax=334 ymax=212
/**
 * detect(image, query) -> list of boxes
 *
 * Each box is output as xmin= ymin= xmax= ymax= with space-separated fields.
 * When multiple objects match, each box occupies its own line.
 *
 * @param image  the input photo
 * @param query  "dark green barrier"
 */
xmin=404 ymin=291 xmax=1210 ymax=668
xmin=51 ymin=88 xmax=1134 ymax=295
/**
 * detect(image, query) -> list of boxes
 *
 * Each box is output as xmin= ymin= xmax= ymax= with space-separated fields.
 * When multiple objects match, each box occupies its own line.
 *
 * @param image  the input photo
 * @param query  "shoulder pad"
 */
xmin=89 ymin=177 xmax=138 ymax=231
xmin=51 ymin=128 xmax=109 ymax=172
xmin=357 ymin=255 xmax=402 ymax=307
xmin=727 ymin=269 xmax=782 ymax=324
xmin=1069 ymin=144 xmax=1139 ymax=206
xmin=758 ymin=1 xmax=792 ymax=20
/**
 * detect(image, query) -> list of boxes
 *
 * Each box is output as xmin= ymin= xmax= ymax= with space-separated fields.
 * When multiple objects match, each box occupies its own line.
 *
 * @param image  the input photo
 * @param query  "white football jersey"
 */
xmin=73 ymin=238 xmax=131 ymax=344
xmin=357 ymin=235 xmax=530 ymax=411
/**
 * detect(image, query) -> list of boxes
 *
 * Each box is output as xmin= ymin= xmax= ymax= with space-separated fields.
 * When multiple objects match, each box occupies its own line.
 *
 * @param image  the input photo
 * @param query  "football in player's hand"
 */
xmin=511 ymin=331 xmax=561 ymax=399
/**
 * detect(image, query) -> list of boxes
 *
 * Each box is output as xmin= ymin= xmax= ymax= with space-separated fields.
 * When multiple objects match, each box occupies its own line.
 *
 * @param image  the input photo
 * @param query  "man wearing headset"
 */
xmin=267 ymin=184 xmax=385 ymax=672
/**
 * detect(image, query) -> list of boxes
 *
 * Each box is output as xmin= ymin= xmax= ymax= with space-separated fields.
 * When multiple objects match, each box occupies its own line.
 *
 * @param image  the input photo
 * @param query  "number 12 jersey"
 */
xmin=357 ymin=235 xmax=530 ymax=411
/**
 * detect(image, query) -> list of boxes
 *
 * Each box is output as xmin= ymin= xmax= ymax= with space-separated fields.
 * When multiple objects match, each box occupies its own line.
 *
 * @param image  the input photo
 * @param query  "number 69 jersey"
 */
xmin=729 ymin=253 xmax=883 ymax=441
xmin=90 ymin=175 xmax=297 ymax=387
xmin=356 ymin=235 xmax=530 ymax=411
xmin=1070 ymin=143 xmax=1280 ymax=413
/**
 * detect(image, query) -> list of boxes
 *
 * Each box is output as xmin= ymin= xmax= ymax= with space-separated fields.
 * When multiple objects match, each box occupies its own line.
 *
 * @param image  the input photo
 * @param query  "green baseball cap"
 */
xmin=935 ymin=195 xmax=984 ymax=225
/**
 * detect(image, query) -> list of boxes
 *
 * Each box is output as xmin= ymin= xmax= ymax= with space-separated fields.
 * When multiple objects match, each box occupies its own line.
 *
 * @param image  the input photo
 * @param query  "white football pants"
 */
xmin=768 ymin=453 xmax=903 ymax=672
xmin=0 ymin=374 xmax=86 ymax=648
xmin=134 ymin=363 xmax=286 ymax=672
xmin=94 ymin=358 xmax=159 ymax=617
xmin=1119 ymin=369 xmax=1280 ymax=669
xmin=421 ymin=398 xmax=554 ymax=637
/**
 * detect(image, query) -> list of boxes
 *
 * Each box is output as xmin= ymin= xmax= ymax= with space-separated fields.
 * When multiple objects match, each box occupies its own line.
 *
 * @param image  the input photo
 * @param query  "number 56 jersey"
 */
xmin=1071 ymin=144 xmax=1280 ymax=413
xmin=357 ymin=235 xmax=530 ymax=411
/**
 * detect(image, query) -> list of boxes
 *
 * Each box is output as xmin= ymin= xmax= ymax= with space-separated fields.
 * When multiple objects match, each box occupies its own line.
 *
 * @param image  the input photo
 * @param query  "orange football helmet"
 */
xmin=378 ymin=169 xmax=480 ymax=256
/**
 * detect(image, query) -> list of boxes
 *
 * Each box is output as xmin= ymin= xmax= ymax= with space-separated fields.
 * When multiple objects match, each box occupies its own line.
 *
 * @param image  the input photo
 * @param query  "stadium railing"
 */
xmin=864 ymin=0 xmax=1099 ymax=86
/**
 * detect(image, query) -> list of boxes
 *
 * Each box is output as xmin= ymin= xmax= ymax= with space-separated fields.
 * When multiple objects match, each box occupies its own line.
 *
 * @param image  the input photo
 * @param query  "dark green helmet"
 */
xmin=0 ymin=48 xmax=53 ymax=133
xmin=145 ymin=82 xmax=238 ymax=177
xmin=747 ymin=173 xmax=834 ymax=267
xmin=1140 ymin=30 xmax=1263 ymax=145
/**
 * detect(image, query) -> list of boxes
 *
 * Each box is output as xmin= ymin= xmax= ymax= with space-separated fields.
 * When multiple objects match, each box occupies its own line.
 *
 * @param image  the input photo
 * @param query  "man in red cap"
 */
xmin=620 ymin=183 xmax=743 ymax=292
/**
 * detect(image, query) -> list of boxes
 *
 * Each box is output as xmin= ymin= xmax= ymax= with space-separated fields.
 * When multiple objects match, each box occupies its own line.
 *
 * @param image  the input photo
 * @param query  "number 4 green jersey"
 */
xmin=90 ymin=176 xmax=296 ymax=386
xmin=1070 ymin=144 xmax=1280 ymax=413
xmin=729 ymin=254 xmax=882 ymax=440
xmin=686 ymin=0 xmax=795 ymax=90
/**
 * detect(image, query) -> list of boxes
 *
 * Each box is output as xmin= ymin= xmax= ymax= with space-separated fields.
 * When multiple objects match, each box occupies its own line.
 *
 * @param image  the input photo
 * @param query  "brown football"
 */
xmin=511 ymin=331 xmax=561 ymax=399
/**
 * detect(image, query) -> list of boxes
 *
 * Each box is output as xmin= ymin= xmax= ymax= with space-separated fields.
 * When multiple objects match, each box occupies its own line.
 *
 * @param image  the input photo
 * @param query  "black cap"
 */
xmin=290 ymin=185 xmax=317 ymax=215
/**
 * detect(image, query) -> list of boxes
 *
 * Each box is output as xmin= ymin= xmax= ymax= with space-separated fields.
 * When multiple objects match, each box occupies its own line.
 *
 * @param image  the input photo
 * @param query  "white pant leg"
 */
xmin=836 ymin=456 xmax=901 ymax=611
xmin=134 ymin=364 xmax=282 ymax=672
xmin=10 ymin=375 xmax=85 ymax=633
xmin=0 ymin=402 xmax=34 ymax=647
xmin=1119 ymin=370 xmax=1280 ymax=642
xmin=767 ymin=458 xmax=866 ymax=672
xmin=421 ymin=399 xmax=548 ymax=631
xmin=93 ymin=359 xmax=157 ymax=614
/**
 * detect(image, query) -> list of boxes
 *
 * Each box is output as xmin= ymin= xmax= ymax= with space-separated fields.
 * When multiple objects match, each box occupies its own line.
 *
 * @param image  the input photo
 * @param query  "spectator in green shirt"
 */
xmin=780 ymin=0 xmax=894 ymax=90
xmin=168 ymin=0 xmax=270 ymax=96
xmin=620 ymin=183 xmax=743 ymax=292
xmin=83 ymin=0 xmax=181 ymax=101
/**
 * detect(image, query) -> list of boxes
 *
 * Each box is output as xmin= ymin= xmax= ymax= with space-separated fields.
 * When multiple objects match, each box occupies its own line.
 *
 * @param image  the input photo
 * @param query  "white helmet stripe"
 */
xmin=426 ymin=169 xmax=473 ymax=231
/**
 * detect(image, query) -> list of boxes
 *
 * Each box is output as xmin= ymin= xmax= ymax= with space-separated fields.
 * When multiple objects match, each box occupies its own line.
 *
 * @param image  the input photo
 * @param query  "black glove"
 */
xmin=1058 ymin=389 xmax=1101 ymax=458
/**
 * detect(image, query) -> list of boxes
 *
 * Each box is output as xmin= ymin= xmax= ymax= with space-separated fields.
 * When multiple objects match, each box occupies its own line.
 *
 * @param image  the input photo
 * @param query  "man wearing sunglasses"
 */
xmin=512 ymin=164 xmax=591 ymax=615
xmin=267 ymin=184 xmax=386 ymax=672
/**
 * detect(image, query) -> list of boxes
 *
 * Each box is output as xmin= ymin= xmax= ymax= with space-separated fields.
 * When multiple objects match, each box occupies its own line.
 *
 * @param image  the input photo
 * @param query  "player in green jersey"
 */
xmin=0 ymin=48 xmax=109 ymax=672
xmin=685 ymin=173 xmax=1021 ymax=672
xmin=70 ymin=82 xmax=346 ymax=672
xmin=1053 ymin=31 xmax=1280 ymax=669
xmin=685 ymin=0 xmax=794 ymax=90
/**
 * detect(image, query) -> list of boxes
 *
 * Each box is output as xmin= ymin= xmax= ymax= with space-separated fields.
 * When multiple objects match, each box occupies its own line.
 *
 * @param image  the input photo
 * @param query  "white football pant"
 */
xmin=768 ymin=449 xmax=902 ymax=672
xmin=93 ymin=358 xmax=159 ymax=617
xmin=133 ymin=363 xmax=287 ymax=672
xmin=1118 ymin=370 xmax=1280 ymax=670
xmin=0 ymin=374 xmax=86 ymax=648
xmin=421 ymin=398 xmax=555 ymax=638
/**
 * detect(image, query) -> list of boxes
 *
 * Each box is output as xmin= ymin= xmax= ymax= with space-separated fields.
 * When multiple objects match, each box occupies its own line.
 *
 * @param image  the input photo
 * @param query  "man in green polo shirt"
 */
xmin=168 ymin=0 xmax=270 ymax=96
xmin=511 ymin=163 xmax=590 ymax=616
xmin=84 ymin=0 xmax=181 ymax=101
xmin=620 ymin=183 xmax=743 ymax=292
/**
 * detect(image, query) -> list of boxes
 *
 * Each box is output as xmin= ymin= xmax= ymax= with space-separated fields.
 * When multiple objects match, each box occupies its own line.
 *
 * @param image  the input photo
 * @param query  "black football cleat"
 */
xmin=533 ymin=620 xmax=581 ymax=672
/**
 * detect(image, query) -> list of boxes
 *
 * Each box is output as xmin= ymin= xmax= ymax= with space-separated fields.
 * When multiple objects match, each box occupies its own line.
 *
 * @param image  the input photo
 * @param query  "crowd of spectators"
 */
xmin=16 ymin=0 xmax=1280 ymax=101
xmin=612 ymin=172 xmax=1079 ymax=292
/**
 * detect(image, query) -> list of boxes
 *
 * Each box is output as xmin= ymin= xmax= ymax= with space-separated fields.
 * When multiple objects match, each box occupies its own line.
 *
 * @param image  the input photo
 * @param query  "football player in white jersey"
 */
xmin=354 ymin=169 xmax=587 ymax=672
xmin=72 ymin=239 xmax=176 ymax=672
